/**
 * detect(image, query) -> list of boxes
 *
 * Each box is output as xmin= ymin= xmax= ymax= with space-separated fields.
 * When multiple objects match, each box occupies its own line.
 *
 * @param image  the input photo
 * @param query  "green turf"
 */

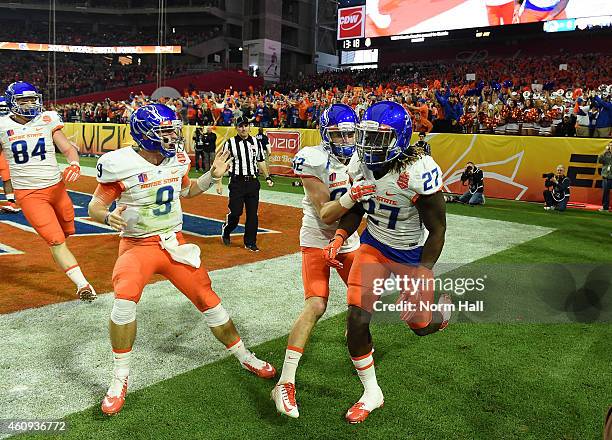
xmin=39 ymin=154 xmax=611 ymax=440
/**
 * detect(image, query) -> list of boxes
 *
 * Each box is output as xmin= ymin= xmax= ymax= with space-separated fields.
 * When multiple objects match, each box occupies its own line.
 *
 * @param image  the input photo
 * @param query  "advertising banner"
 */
xmin=63 ymin=123 xmax=608 ymax=204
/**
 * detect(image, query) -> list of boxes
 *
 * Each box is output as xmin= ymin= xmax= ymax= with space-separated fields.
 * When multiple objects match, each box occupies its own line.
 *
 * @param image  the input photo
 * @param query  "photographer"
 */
xmin=599 ymin=141 xmax=612 ymax=212
xmin=413 ymin=131 xmax=431 ymax=155
xmin=192 ymin=126 xmax=205 ymax=172
xmin=543 ymin=165 xmax=571 ymax=212
xmin=457 ymin=161 xmax=485 ymax=205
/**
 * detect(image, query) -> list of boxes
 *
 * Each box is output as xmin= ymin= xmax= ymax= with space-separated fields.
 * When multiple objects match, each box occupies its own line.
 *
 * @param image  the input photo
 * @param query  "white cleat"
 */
xmin=345 ymin=387 xmax=384 ymax=424
xmin=438 ymin=293 xmax=452 ymax=331
xmin=271 ymin=382 xmax=299 ymax=418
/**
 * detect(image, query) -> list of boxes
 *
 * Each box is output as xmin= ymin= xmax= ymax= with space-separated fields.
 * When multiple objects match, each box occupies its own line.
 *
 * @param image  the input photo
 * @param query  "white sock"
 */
xmin=5 ymin=192 xmax=15 ymax=202
xmin=64 ymin=265 xmax=88 ymax=289
xmin=107 ymin=348 xmax=131 ymax=397
xmin=226 ymin=338 xmax=250 ymax=363
xmin=351 ymin=350 xmax=380 ymax=395
xmin=113 ymin=348 xmax=131 ymax=379
xmin=278 ymin=346 xmax=303 ymax=384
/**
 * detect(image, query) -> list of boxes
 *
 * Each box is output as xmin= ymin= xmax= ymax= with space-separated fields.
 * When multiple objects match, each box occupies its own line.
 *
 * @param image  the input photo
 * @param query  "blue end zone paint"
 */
xmin=0 ymin=190 xmax=276 ymax=238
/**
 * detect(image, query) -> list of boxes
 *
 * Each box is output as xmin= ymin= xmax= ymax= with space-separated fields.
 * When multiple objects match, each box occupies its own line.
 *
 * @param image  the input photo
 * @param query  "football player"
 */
xmin=88 ymin=104 xmax=276 ymax=416
xmin=271 ymin=104 xmax=375 ymax=418
xmin=0 ymin=82 xmax=95 ymax=301
xmin=323 ymin=101 xmax=451 ymax=423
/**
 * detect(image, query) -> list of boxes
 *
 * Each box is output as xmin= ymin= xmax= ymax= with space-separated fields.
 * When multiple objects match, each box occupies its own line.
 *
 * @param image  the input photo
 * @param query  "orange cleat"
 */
xmin=101 ymin=376 xmax=128 ymax=416
xmin=241 ymin=353 xmax=276 ymax=379
xmin=345 ymin=389 xmax=384 ymax=424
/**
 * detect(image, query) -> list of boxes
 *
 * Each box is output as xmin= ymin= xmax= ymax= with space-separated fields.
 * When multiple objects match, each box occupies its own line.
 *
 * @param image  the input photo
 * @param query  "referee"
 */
xmin=221 ymin=116 xmax=274 ymax=252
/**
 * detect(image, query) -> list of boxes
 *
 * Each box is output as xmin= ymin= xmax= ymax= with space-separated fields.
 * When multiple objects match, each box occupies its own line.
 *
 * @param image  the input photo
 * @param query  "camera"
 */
xmin=466 ymin=165 xmax=474 ymax=173
xmin=542 ymin=172 xmax=554 ymax=179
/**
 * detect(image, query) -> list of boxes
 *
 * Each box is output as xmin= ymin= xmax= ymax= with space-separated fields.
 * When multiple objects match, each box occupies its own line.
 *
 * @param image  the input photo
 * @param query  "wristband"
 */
xmin=104 ymin=212 xmax=111 ymax=226
xmin=338 ymin=191 xmax=356 ymax=209
xmin=69 ymin=161 xmax=80 ymax=167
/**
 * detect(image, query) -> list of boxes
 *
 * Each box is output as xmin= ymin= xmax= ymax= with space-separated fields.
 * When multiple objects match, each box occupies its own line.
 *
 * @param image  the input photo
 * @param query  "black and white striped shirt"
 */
xmin=223 ymin=134 xmax=266 ymax=177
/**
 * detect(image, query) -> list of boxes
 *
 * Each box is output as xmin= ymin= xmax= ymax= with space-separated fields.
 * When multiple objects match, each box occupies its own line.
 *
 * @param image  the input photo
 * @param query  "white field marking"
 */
xmin=0 ymin=215 xmax=553 ymax=424
xmin=0 ymin=243 xmax=24 ymax=255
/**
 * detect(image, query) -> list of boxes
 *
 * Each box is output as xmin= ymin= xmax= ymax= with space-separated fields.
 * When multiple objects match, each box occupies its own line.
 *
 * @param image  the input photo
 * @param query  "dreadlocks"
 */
xmin=388 ymin=144 xmax=427 ymax=174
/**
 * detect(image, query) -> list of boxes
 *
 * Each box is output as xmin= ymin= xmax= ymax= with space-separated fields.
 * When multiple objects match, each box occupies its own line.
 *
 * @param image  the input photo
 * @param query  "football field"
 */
xmin=0 ymin=160 xmax=610 ymax=440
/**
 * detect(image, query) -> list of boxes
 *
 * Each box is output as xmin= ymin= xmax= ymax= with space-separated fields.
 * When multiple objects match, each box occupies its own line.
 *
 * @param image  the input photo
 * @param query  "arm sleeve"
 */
xmin=93 ymin=182 xmax=123 ymax=205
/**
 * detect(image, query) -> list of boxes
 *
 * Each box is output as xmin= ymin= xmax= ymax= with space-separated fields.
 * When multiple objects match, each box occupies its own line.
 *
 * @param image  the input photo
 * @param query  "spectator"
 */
xmin=202 ymin=126 xmax=218 ymax=173
xmin=599 ymin=141 xmax=612 ymax=212
xmin=256 ymin=127 xmax=270 ymax=156
xmin=558 ymin=114 xmax=577 ymax=137
xmin=593 ymin=95 xmax=612 ymax=138
xmin=193 ymin=126 xmax=205 ymax=172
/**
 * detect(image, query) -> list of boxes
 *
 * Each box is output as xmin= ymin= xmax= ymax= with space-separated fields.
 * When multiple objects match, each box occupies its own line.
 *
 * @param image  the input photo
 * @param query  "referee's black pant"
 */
xmin=222 ymin=176 xmax=260 ymax=246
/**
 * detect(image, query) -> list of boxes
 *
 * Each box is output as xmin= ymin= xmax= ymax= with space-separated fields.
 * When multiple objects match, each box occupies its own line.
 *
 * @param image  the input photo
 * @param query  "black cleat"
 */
xmin=244 ymin=244 xmax=260 ymax=252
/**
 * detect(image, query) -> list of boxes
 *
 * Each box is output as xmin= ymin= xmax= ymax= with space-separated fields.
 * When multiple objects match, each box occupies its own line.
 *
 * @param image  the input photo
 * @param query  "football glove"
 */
xmin=339 ymin=179 xmax=376 ymax=209
xmin=322 ymin=229 xmax=348 ymax=269
xmin=63 ymin=162 xmax=81 ymax=183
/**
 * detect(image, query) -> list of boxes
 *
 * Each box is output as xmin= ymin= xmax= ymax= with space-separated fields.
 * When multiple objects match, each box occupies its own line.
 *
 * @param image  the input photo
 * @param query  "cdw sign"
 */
xmin=338 ymin=6 xmax=365 ymax=40
xmin=268 ymin=131 xmax=301 ymax=177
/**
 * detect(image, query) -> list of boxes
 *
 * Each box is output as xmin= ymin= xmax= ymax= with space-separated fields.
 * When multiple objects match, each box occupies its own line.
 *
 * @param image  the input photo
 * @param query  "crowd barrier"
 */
xmin=63 ymin=123 xmax=609 ymax=205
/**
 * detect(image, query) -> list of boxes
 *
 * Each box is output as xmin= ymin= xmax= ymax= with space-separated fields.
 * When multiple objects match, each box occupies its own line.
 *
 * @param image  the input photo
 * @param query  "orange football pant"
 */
xmin=347 ymin=243 xmax=433 ymax=329
xmin=0 ymin=155 xmax=10 ymax=182
xmin=14 ymin=181 xmax=75 ymax=246
xmin=520 ymin=8 xmax=566 ymax=23
xmin=486 ymin=2 xmax=514 ymax=25
xmin=112 ymin=232 xmax=221 ymax=311
xmin=301 ymin=247 xmax=356 ymax=299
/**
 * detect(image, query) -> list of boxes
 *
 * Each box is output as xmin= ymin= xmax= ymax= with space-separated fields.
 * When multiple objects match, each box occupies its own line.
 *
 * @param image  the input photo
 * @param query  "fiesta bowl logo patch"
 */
xmin=397 ymin=172 xmax=410 ymax=189
xmin=338 ymin=6 xmax=365 ymax=40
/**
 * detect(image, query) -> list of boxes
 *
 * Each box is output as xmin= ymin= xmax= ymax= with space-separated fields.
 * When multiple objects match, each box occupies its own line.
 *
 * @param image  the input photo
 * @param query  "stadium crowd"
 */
xmin=47 ymin=52 xmax=612 ymax=138
xmin=0 ymin=53 xmax=192 ymax=98
xmin=0 ymin=21 xmax=221 ymax=48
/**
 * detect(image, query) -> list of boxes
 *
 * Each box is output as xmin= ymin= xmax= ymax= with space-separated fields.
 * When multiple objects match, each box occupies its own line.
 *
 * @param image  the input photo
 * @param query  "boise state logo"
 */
xmin=397 ymin=172 xmax=410 ymax=190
